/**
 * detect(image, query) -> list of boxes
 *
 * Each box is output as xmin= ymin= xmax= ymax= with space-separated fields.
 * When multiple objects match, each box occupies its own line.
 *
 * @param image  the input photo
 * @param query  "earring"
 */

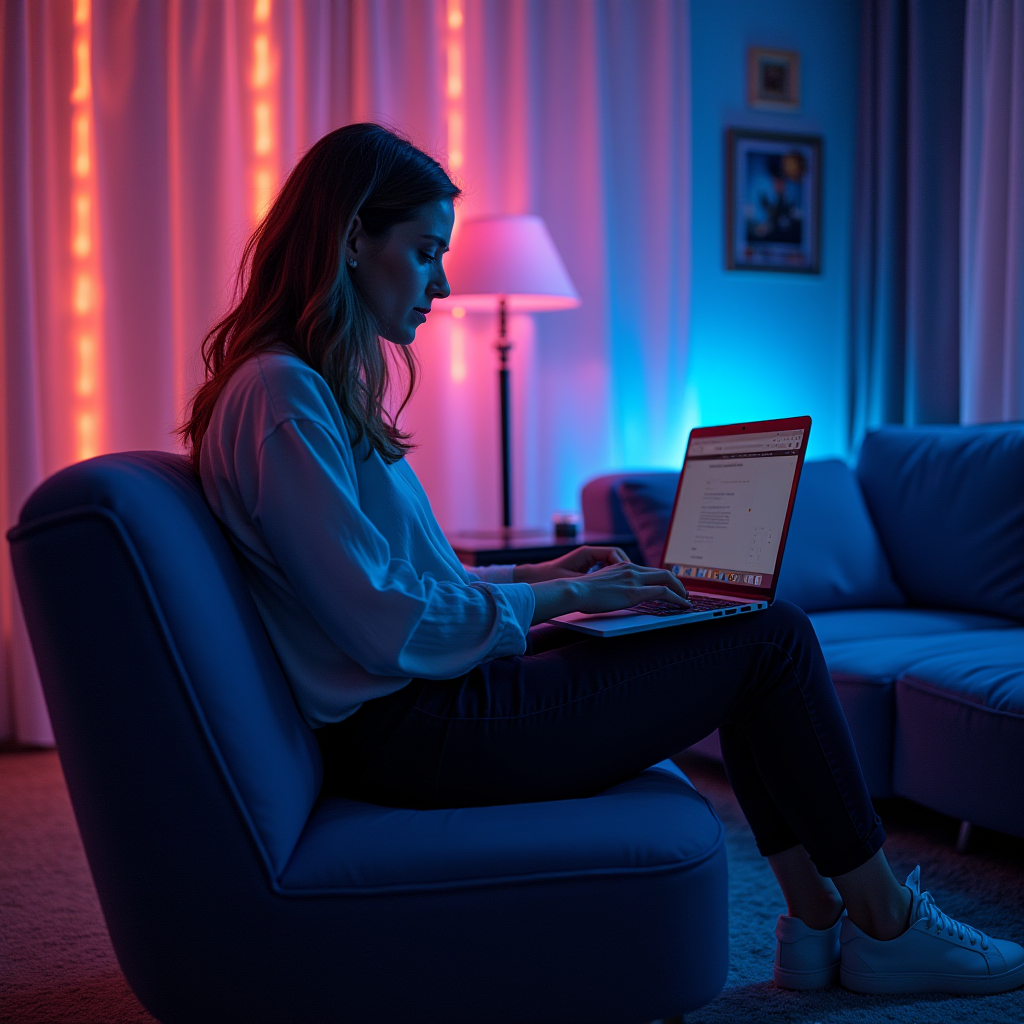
xmin=347 ymin=259 xmax=357 ymax=268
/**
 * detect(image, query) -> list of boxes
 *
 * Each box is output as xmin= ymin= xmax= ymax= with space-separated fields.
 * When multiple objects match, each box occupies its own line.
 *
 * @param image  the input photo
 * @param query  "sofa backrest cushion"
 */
xmin=607 ymin=460 xmax=905 ymax=613
xmin=857 ymin=425 xmax=1024 ymax=621
xmin=775 ymin=459 xmax=905 ymax=612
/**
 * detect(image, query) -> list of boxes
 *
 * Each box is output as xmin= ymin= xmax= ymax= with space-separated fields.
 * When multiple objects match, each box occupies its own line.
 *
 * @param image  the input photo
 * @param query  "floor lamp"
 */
xmin=442 ymin=215 xmax=580 ymax=537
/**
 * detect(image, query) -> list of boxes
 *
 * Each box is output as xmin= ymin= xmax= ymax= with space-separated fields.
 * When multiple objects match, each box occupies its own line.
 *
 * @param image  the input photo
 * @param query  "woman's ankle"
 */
xmin=768 ymin=844 xmax=846 ymax=930
xmin=832 ymin=848 xmax=914 ymax=941
xmin=793 ymin=893 xmax=844 ymax=931
xmin=846 ymin=882 xmax=912 ymax=941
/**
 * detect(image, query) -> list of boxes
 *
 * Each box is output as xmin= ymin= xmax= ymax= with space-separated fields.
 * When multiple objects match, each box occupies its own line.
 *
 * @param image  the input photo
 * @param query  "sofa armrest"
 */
xmin=581 ymin=472 xmax=676 ymax=537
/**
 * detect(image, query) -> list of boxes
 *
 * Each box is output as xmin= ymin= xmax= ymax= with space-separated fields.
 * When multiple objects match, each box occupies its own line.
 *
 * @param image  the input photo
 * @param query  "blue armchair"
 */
xmin=9 ymin=452 xmax=728 ymax=1024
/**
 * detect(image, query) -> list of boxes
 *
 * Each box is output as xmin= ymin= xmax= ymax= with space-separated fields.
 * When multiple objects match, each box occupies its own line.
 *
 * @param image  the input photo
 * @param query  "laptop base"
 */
xmin=553 ymin=598 xmax=769 ymax=637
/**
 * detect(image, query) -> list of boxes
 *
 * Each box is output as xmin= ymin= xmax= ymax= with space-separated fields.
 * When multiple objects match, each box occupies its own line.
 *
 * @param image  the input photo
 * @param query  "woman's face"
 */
xmin=347 ymin=198 xmax=455 ymax=346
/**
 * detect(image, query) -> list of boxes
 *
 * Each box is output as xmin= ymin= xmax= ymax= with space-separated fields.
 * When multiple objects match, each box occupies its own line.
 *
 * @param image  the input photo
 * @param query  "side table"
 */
xmin=451 ymin=533 xmax=640 ymax=567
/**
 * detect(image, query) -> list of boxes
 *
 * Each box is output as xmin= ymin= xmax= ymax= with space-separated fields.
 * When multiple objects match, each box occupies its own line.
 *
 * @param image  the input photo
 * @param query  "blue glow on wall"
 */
xmin=688 ymin=0 xmax=861 ymax=461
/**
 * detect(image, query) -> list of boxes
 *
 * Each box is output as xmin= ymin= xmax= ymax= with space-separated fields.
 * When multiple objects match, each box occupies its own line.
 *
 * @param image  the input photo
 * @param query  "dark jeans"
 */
xmin=316 ymin=600 xmax=885 ymax=877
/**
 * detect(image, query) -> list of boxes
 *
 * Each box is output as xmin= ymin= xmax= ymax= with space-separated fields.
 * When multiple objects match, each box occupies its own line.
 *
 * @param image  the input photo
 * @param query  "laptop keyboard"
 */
xmin=630 ymin=595 xmax=748 ymax=616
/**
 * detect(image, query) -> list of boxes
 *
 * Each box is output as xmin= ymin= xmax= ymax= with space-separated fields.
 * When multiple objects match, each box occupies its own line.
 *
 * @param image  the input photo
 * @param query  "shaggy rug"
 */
xmin=674 ymin=752 xmax=1024 ymax=1024
xmin=1 ymin=748 xmax=1022 ymax=1024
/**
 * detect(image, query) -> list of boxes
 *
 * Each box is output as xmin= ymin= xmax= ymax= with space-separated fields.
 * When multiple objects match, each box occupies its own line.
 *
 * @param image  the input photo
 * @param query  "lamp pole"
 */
xmin=496 ymin=297 xmax=513 ymax=531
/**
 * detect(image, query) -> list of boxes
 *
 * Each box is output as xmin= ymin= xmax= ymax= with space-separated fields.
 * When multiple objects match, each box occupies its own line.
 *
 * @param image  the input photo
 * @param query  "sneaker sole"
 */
xmin=841 ymin=960 xmax=1024 ymax=995
xmin=774 ymin=963 xmax=839 ymax=990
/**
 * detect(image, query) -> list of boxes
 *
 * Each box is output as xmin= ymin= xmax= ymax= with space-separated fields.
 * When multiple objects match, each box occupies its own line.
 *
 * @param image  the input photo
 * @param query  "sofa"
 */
xmin=582 ymin=425 xmax=1024 ymax=841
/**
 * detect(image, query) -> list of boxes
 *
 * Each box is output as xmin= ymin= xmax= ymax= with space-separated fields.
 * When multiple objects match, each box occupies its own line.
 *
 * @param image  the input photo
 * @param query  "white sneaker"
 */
xmin=840 ymin=866 xmax=1024 ymax=994
xmin=774 ymin=912 xmax=844 ymax=989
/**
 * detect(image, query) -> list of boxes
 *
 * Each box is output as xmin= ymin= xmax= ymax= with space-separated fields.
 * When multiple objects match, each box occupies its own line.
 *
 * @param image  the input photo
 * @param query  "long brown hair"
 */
xmin=180 ymin=124 xmax=461 ymax=471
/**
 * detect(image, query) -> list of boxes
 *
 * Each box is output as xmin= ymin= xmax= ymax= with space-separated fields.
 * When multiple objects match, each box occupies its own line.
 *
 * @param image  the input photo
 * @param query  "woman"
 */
xmin=183 ymin=124 xmax=1022 ymax=996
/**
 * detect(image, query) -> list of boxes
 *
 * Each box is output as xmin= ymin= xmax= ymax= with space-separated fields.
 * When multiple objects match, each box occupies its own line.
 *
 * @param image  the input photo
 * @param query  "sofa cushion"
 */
xmin=893 ymin=630 xmax=1024 ymax=837
xmin=808 ymin=609 xmax=1018 ymax=799
xmin=857 ymin=425 xmax=1024 ymax=621
xmin=614 ymin=460 xmax=905 ymax=613
xmin=813 ymin=625 xmax=1009 ymax=687
xmin=898 ymin=630 xmax=1024 ymax=713
xmin=807 ymin=607 xmax=1017 ymax=644
xmin=775 ymin=459 xmax=904 ymax=612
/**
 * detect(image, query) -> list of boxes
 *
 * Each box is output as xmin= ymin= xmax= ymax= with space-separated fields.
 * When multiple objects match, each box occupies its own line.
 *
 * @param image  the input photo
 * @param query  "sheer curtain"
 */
xmin=0 ymin=0 xmax=690 ymax=745
xmin=848 ymin=0 xmax=966 ymax=445
xmin=849 ymin=0 xmax=1024 ymax=443
xmin=960 ymin=0 xmax=1024 ymax=423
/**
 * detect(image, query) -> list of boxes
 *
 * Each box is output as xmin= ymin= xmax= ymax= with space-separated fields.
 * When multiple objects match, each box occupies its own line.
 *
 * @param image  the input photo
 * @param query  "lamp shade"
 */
xmin=441 ymin=214 xmax=581 ymax=312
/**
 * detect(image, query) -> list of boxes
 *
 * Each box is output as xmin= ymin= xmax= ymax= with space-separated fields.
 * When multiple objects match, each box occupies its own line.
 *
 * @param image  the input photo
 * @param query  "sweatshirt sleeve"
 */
xmin=251 ymin=417 xmax=535 ymax=679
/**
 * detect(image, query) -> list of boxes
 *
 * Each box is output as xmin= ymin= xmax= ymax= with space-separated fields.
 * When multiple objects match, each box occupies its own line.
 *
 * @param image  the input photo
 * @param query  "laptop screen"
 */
xmin=662 ymin=423 xmax=808 ymax=595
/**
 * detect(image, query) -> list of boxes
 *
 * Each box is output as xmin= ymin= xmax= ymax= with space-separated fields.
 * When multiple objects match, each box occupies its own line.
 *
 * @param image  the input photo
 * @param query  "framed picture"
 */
xmin=726 ymin=129 xmax=821 ymax=274
xmin=747 ymin=48 xmax=800 ymax=110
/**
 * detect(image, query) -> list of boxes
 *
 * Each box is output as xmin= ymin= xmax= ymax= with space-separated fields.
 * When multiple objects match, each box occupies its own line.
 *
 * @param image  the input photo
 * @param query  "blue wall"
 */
xmin=687 ymin=0 xmax=861 ymax=460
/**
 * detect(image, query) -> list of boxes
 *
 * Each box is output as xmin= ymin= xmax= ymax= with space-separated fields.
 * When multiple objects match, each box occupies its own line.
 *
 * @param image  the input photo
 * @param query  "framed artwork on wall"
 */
xmin=747 ymin=48 xmax=800 ymax=111
xmin=726 ymin=129 xmax=821 ymax=274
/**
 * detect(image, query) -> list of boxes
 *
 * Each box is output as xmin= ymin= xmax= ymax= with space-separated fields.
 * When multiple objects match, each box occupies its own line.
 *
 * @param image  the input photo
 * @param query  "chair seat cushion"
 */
xmin=281 ymin=761 xmax=723 ymax=891
xmin=894 ymin=631 xmax=1024 ymax=837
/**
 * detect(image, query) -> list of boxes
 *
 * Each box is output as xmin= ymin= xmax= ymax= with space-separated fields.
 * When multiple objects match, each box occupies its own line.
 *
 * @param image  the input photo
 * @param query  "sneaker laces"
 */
xmin=917 ymin=893 xmax=989 ymax=950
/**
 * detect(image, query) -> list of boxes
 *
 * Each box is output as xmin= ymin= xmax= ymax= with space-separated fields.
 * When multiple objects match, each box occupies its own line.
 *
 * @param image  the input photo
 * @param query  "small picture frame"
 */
xmin=726 ymin=129 xmax=821 ymax=274
xmin=747 ymin=48 xmax=800 ymax=111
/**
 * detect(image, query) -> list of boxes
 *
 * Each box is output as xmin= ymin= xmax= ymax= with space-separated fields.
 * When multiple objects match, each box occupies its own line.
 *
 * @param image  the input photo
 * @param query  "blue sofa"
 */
xmin=9 ymin=451 xmax=728 ymax=1024
xmin=582 ymin=425 xmax=1024 ymax=841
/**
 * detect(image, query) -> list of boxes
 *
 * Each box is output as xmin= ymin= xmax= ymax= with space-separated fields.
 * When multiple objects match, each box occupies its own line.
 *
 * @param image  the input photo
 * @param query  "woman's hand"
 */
xmin=512 ymin=545 xmax=630 ymax=584
xmin=528 ymin=562 xmax=690 ymax=625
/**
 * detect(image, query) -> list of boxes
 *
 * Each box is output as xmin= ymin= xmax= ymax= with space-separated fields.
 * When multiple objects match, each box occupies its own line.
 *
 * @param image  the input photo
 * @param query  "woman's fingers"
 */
xmin=572 ymin=564 xmax=693 ymax=614
xmin=580 ymin=546 xmax=629 ymax=567
xmin=644 ymin=585 xmax=691 ymax=606
xmin=625 ymin=565 xmax=688 ymax=598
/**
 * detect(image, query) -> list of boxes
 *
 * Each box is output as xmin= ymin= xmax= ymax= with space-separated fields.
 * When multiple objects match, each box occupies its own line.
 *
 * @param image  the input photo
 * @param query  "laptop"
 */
xmin=553 ymin=415 xmax=811 ymax=637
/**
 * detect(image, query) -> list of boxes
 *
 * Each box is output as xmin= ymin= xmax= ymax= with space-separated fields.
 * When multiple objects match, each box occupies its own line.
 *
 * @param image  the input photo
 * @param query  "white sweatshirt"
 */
xmin=200 ymin=347 xmax=536 ymax=727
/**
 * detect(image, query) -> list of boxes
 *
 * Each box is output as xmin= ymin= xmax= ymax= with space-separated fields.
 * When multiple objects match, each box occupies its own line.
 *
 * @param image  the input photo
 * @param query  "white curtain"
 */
xmin=960 ymin=0 xmax=1024 ymax=422
xmin=0 ymin=0 xmax=690 ymax=745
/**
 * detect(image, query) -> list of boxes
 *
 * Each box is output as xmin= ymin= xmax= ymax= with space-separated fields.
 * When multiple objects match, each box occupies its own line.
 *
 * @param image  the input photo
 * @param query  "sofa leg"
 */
xmin=956 ymin=820 xmax=973 ymax=854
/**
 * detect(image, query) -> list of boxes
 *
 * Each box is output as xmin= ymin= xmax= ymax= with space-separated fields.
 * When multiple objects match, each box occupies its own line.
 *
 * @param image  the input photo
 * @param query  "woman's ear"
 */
xmin=345 ymin=214 xmax=364 ymax=265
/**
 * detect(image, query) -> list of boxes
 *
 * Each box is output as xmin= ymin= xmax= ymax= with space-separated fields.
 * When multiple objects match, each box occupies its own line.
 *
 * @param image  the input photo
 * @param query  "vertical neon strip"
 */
xmin=250 ymin=0 xmax=278 ymax=223
xmin=450 ymin=315 xmax=467 ymax=382
xmin=445 ymin=0 xmax=465 ymax=171
xmin=446 ymin=0 xmax=467 ymax=382
xmin=70 ymin=0 xmax=102 ymax=460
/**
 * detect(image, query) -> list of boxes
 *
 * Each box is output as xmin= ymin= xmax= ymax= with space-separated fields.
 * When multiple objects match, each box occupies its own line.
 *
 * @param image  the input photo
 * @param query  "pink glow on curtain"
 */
xmin=413 ymin=0 xmax=692 ymax=531
xmin=0 ymin=0 xmax=689 ymax=744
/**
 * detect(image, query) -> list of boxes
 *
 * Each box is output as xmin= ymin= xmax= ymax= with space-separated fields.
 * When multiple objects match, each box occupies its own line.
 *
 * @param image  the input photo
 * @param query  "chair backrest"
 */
xmin=9 ymin=452 xmax=322 ymax=878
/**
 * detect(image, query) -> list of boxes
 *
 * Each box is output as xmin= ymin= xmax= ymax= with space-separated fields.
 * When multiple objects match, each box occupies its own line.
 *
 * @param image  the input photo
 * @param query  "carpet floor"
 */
xmin=1 ymin=748 xmax=1022 ymax=1024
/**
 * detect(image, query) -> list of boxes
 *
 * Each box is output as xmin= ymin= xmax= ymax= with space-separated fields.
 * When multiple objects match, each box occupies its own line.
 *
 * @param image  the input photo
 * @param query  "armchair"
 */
xmin=8 ymin=452 xmax=728 ymax=1024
